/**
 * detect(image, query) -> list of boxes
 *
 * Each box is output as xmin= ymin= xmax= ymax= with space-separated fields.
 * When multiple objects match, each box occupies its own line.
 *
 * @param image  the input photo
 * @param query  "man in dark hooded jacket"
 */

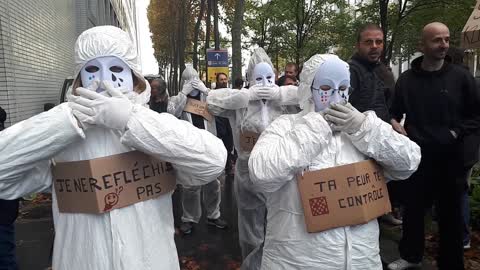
xmin=349 ymin=23 xmax=402 ymax=226
xmin=0 ymin=106 xmax=19 ymax=270
xmin=388 ymin=23 xmax=480 ymax=270
xmin=349 ymin=23 xmax=395 ymax=123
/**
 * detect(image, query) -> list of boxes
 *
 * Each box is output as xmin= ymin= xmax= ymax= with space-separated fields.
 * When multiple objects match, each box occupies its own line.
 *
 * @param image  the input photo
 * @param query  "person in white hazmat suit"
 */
xmin=248 ymin=54 xmax=421 ymax=269
xmin=167 ymin=65 xmax=228 ymax=234
xmin=0 ymin=26 xmax=227 ymax=270
xmin=205 ymin=48 xmax=298 ymax=270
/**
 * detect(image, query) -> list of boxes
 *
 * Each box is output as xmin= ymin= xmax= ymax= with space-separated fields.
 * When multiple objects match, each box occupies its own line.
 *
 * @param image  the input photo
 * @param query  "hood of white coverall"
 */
xmin=297 ymin=54 xmax=340 ymax=111
xmin=72 ymin=26 xmax=150 ymax=105
xmin=246 ymin=48 xmax=274 ymax=87
xmin=180 ymin=64 xmax=201 ymax=96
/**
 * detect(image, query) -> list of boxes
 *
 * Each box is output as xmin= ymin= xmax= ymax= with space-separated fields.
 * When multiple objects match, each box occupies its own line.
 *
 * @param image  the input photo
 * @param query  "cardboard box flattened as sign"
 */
xmin=239 ymin=130 xmax=260 ymax=152
xmin=184 ymin=98 xmax=214 ymax=122
xmin=297 ymin=159 xmax=391 ymax=233
xmin=52 ymin=151 xmax=176 ymax=214
xmin=462 ymin=0 xmax=480 ymax=49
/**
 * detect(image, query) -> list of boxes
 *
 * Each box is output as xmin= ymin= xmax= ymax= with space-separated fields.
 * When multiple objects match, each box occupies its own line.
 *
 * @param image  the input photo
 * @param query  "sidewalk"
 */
xmin=15 ymin=200 xmax=54 ymax=270
xmin=379 ymin=221 xmax=435 ymax=270
xmin=15 ymin=181 xmax=479 ymax=270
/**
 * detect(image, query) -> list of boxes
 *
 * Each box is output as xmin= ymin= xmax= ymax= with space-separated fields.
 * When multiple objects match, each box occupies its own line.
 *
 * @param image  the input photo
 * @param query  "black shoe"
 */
xmin=180 ymin=222 xmax=193 ymax=235
xmin=207 ymin=218 xmax=228 ymax=229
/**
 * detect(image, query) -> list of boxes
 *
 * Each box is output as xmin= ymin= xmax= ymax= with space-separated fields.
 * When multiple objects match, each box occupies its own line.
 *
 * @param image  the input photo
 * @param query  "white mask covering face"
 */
xmin=252 ymin=62 xmax=275 ymax=87
xmin=311 ymin=58 xmax=350 ymax=112
xmin=80 ymin=56 xmax=134 ymax=93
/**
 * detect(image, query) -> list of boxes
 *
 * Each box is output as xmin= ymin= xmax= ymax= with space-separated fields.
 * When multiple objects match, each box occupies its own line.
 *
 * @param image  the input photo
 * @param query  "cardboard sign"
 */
xmin=239 ymin=130 xmax=260 ymax=152
xmin=52 ymin=151 xmax=176 ymax=214
xmin=297 ymin=159 xmax=391 ymax=233
xmin=462 ymin=0 xmax=480 ymax=49
xmin=184 ymin=98 xmax=213 ymax=122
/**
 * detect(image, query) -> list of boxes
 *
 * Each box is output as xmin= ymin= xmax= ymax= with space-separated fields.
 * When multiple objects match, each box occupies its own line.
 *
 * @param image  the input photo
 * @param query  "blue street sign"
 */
xmin=207 ymin=49 xmax=228 ymax=67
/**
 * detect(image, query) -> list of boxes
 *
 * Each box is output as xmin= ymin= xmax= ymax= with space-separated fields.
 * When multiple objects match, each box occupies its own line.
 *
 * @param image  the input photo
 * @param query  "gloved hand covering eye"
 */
xmin=181 ymin=81 xmax=195 ymax=96
xmin=69 ymin=80 xmax=133 ymax=131
xmin=324 ymin=102 xmax=365 ymax=134
xmin=192 ymin=79 xmax=210 ymax=95
xmin=251 ymin=85 xmax=281 ymax=101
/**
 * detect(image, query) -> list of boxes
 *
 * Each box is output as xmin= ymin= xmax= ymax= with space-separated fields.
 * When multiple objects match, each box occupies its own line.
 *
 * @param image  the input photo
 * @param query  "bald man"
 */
xmin=388 ymin=22 xmax=480 ymax=270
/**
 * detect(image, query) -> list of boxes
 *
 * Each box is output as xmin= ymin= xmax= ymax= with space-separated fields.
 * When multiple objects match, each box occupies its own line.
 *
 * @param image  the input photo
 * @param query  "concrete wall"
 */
xmin=0 ymin=0 xmax=136 ymax=127
xmin=0 ymin=0 xmax=76 ymax=126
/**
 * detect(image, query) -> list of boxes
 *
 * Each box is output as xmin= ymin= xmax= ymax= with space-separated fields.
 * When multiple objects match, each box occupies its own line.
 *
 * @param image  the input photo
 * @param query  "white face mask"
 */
xmin=311 ymin=58 xmax=350 ymax=112
xmin=252 ymin=62 xmax=275 ymax=87
xmin=80 ymin=56 xmax=134 ymax=93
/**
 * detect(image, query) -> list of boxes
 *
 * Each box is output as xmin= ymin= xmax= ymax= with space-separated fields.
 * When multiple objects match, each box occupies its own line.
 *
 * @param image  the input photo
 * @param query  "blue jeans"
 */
xmin=0 ymin=223 xmax=17 ymax=270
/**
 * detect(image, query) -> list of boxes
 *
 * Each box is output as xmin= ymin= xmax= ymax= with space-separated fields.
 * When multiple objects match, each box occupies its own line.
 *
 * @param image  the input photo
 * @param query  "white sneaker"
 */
xmin=387 ymin=258 xmax=421 ymax=270
xmin=464 ymin=241 xmax=471 ymax=249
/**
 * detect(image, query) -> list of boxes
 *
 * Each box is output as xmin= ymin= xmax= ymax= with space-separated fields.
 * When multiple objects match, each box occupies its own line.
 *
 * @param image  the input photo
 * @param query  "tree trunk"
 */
xmin=193 ymin=0 xmax=206 ymax=70
xmin=231 ymin=0 xmax=245 ymax=82
xmin=172 ymin=29 xmax=178 ymax=95
xmin=205 ymin=0 xmax=212 ymax=84
xmin=379 ymin=0 xmax=389 ymax=64
xmin=178 ymin=0 xmax=187 ymax=84
xmin=213 ymin=0 xmax=220 ymax=50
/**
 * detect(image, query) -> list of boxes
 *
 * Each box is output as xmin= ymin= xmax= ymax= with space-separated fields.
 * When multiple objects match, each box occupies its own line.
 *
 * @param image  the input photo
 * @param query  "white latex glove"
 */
xmin=192 ymin=79 xmax=209 ymax=95
xmin=68 ymin=81 xmax=133 ymax=131
xmin=248 ymin=88 xmax=261 ymax=101
xmin=252 ymin=85 xmax=281 ymax=100
xmin=181 ymin=81 xmax=194 ymax=96
xmin=324 ymin=103 xmax=366 ymax=134
xmin=68 ymin=80 xmax=102 ymax=130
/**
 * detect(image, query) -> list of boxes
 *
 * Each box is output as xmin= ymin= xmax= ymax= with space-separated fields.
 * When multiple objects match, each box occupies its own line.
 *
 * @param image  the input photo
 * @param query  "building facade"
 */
xmin=0 ymin=0 xmax=138 ymax=127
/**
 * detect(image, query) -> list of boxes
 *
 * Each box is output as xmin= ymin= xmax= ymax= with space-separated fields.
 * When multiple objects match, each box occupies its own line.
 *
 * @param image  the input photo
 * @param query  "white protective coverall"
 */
xmin=206 ymin=48 xmax=298 ymax=269
xmin=0 ymin=26 xmax=227 ymax=270
xmin=248 ymin=54 xmax=421 ymax=269
xmin=167 ymin=65 xmax=221 ymax=223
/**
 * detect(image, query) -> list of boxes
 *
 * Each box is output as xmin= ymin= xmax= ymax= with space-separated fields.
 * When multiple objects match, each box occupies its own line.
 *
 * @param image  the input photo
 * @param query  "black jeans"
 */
xmin=398 ymin=149 xmax=465 ymax=270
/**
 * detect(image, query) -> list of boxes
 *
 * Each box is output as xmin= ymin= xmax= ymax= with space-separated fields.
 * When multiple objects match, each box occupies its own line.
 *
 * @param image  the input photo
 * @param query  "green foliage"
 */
xmin=244 ymin=0 xmax=354 ymax=67
xmin=351 ymin=0 xmax=476 ymax=63
xmin=149 ymin=0 xmax=476 ymax=77
xmin=470 ymin=184 xmax=480 ymax=230
xmin=470 ymin=164 xmax=480 ymax=230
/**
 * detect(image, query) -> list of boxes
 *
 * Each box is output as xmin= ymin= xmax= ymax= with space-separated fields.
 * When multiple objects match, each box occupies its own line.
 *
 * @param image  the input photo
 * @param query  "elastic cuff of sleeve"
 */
xmin=67 ymin=109 xmax=86 ymax=139
xmin=349 ymin=112 xmax=375 ymax=137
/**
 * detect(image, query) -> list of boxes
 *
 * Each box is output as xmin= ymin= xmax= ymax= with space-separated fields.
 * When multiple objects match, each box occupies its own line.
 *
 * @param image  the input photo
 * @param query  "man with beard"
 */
xmin=215 ymin=72 xmax=229 ymax=89
xmin=388 ymin=22 xmax=480 ymax=270
xmin=349 ymin=23 xmax=394 ymax=125
xmin=148 ymin=77 xmax=169 ymax=113
xmin=349 ymin=23 xmax=401 ymax=226
xmin=214 ymin=72 xmax=236 ymax=176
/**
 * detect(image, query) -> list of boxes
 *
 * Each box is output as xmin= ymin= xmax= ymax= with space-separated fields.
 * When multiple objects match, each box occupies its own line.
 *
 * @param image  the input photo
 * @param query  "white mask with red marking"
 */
xmin=80 ymin=56 xmax=134 ymax=93
xmin=311 ymin=58 xmax=350 ymax=112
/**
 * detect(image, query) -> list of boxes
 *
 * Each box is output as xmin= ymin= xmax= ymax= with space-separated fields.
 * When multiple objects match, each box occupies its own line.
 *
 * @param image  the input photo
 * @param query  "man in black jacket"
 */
xmin=388 ymin=22 xmax=480 ymax=270
xmin=0 ymin=106 xmax=19 ymax=270
xmin=349 ymin=23 xmax=401 ymax=226
xmin=349 ymin=23 xmax=395 ymax=123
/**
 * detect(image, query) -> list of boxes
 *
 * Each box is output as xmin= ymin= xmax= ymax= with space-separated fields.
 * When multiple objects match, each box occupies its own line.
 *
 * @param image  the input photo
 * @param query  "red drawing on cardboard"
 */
xmin=309 ymin=196 xmax=329 ymax=216
xmin=103 ymin=186 xmax=124 ymax=212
